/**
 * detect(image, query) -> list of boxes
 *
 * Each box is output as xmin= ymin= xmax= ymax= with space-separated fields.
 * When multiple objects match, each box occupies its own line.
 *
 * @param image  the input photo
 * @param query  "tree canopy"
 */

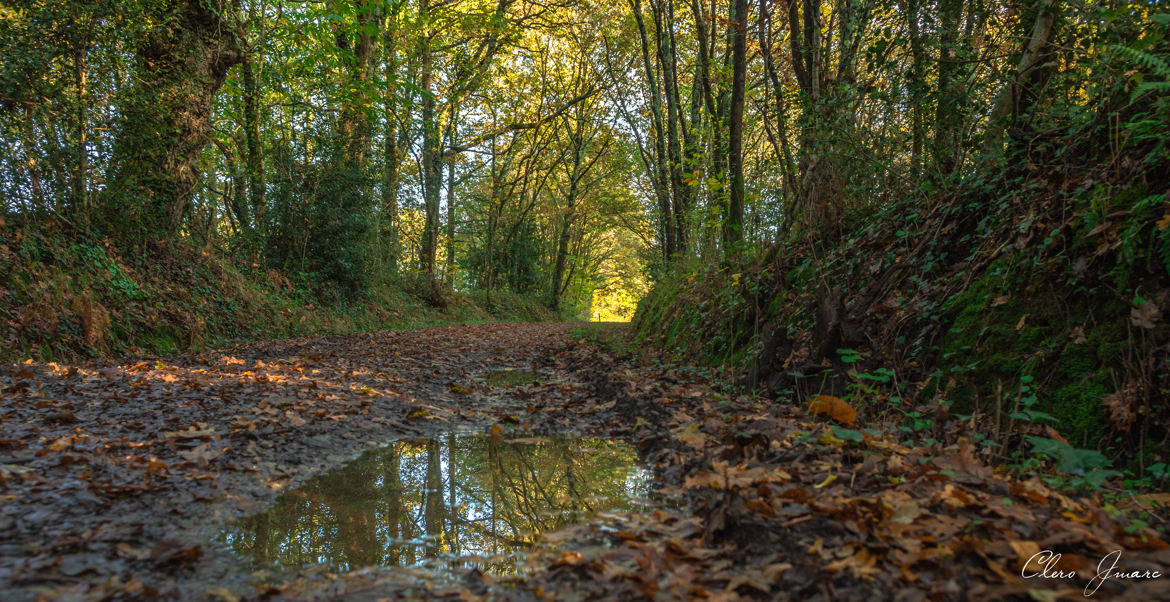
xmin=2 ymin=0 xmax=1167 ymax=318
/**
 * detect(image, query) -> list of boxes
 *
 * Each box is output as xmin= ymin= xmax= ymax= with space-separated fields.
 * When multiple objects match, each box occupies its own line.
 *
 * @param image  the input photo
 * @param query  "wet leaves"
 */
xmin=512 ymin=336 xmax=1170 ymax=601
xmin=1 ymin=323 xmax=1167 ymax=600
xmin=0 ymin=324 xmax=581 ymax=599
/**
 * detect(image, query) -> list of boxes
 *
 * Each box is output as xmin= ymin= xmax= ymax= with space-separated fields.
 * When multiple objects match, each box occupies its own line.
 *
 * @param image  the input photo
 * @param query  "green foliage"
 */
xmin=1026 ymin=436 xmax=1122 ymax=491
xmin=72 ymin=243 xmax=146 ymax=300
xmin=0 ymin=221 xmax=556 ymax=362
xmin=831 ymin=425 xmax=865 ymax=443
xmin=631 ymin=6 xmax=1170 ymax=485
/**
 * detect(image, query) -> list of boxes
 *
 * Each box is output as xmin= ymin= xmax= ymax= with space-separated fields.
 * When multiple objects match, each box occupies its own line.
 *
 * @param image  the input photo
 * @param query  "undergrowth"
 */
xmin=0 ymin=221 xmax=557 ymax=361
xmin=630 ymin=52 xmax=1170 ymax=492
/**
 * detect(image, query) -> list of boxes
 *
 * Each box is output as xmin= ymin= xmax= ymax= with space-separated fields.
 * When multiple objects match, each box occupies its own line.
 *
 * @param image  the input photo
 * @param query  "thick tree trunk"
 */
xmin=630 ymin=0 xmax=675 ymax=261
xmin=550 ymin=204 xmax=572 ymax=311
xmin=105 ymin=0 xmax=242 ymax=240
xmin=73 ymin=40 xmax=88 ymax=222
xmin=712 ymin=0 xmax=733 ymax=249
xmin=338 ymin=0 xmax=377 ymax=167
xmin=549 ymin=137 xmax=580 ymax=310
xmin=656 ymin=0 xmax=689 ymax=255
xmin=786 ymin=0 xmax=870 ymax=236
xmin=757 ymin=0 xmax=797 ymax=199
xmin=423 ymin=439 xmax=445 ymax=557
xmin=933 ymin=0 xmax=964 ymax=177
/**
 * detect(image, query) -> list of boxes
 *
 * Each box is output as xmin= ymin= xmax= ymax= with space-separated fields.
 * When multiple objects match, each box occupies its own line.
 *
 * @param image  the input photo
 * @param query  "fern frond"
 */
xmin=1109 ymin=45 xmax=1170 ymax=79
xmin=1131 ymin=81 xmax=1170 ymax=102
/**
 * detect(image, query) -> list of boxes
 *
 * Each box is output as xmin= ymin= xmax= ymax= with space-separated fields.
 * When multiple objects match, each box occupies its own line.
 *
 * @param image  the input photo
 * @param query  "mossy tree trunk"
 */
xmin=724 ymin=0 xmax=747 ymax=249
xmin=105 ymin=0 xmax=243 ymax=242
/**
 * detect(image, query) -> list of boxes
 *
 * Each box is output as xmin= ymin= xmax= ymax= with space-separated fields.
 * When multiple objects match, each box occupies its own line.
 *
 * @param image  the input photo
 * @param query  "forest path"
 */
xmin=1 ymin=323 xmax=1168 ymax=600
xmin=0 ymin=323 xmax=596 ymax=599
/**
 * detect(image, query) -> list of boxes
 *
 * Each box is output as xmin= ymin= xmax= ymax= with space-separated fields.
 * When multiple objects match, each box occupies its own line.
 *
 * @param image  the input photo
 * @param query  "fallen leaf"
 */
xmin=890 ymin=500 xmax=922 ymax=525
xmin=1131 ymin=301 xmax=1162 ymax=329
xmin=48 ymin=436 xmax=73 ymax=452
xmin=932 ymin=439 xmax=992 ymax=483
xmin=1010 ymin=540 xmax=1041 ymax=571
xmin=807 ymin=395 xmax=857 ymax=426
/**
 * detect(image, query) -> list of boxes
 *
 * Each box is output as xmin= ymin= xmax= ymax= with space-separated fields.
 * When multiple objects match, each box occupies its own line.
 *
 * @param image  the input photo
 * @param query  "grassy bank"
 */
xmin=0 ymin=220 xmax=556 ymax=362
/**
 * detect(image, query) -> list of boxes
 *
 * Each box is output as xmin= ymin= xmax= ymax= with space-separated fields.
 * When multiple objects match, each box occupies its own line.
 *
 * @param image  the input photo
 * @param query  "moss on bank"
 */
xmin=630 ymin=139 xmax=1169 ymax=468
xmin=0 ymin=223 xmax=556 ymax=361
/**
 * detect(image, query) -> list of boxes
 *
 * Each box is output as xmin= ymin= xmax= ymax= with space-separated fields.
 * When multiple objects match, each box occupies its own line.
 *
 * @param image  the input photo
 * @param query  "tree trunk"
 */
xmin=984 ymin=0 xmax=1060 ymax=153
xmin=656 ymin=0 xmax=689 ymax=255
xmin=73 ymin=39 xmax=88 ymax=222
xmin=424 ymin=439 xmax=445 ymax=557
xmin=724 ymin=0 xmax=747 ymax=248
xmin=786 ymin=0 xmax=869 ymax=236
xmin=907 ymin=0 xmax=927 ymax=178
xmin=757 ymin=0 xmax=798 ymax=203
xmin=338 ymin=0 xmax=377 ymax=167
xmin=445 ymin=106 xmax=458 ymax=284
xmin=382 ymin=10 xmax=401 ymax=275
xmin=933 ymin=0 xmax=964 ymax=177
xmin=241 ymin=53 xmax=264 ymax=231
xmin=712 ymin=0 xmax=733 ymax=248
xmin=630 ymin=0 xmax=675 ymax=261
xmin=549 ymin=145 xmax=579 ymax=311
xmin=384 ymin=445 xmax=403 ymax=564
xmin=105 ymin=0 xmax=243 ymax=240
xmin=419 ymin=0 xmax=441 ymax=278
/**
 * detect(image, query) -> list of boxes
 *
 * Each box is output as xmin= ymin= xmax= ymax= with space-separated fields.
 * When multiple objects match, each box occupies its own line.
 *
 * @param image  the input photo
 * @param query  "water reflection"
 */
xmin=222 ymin=433 xmax=650 ymax=574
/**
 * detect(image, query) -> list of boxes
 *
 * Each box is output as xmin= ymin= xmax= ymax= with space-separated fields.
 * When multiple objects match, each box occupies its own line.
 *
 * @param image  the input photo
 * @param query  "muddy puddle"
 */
xmin=220 ymin=433 xmax=651 ymax=574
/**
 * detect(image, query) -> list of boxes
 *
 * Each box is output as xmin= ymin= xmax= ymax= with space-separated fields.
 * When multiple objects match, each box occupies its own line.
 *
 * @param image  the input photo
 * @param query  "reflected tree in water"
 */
xmin=223 ymin=435 xmax=648 ymax=573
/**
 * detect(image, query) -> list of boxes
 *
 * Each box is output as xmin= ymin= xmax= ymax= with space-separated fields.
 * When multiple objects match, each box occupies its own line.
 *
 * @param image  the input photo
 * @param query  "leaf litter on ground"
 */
xmin=0 ymin=323 xmax=1167 ymax=600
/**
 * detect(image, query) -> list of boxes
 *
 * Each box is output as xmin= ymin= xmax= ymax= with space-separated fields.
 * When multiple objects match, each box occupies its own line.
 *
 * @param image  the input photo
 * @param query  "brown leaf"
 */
xmin=1117 ymin=493 xmax=1170 ymax=514
xmin=48 ymin=436 xmax=73 ymax=452
xmin=1009 ymin=540 xmax=1041 ymax=571
xmin=176 ymin=443 xmax=225 ymax=465
xmin=826 ymin=547 xmax=881 ymax=578
xmin=1131 ymin=301 xmax=1162 ymax=329
xmin=164 ymin=427 xmax=216 ymax=440
xmin=1087 ymin=221 xmax=1112 ymax=236
xmin=684 ymin=461 xmax=789 ymax=490
xmin=807 ymin=395 xmax=857 ymax=426
xmin=932 ymin=440 xmax=992 ymax=483
xmin=890 ymin=500 xmax=922 ymax=525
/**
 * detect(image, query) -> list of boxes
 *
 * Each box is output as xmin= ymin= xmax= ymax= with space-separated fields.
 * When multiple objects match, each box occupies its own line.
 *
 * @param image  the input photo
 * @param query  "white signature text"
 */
xmin=1021 ymin=549 xmax=1162 ymax=597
